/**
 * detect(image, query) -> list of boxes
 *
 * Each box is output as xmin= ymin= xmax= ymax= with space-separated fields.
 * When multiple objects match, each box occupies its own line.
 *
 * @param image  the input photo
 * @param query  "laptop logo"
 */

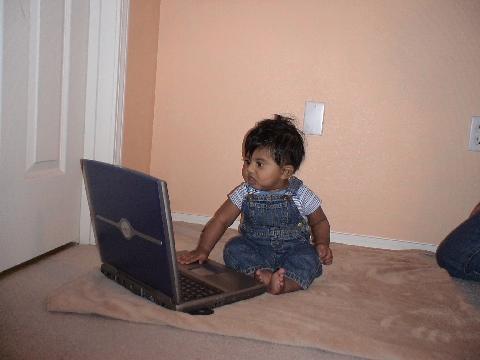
xmin=119 ymin=218 xmax=134 ymax=239
xmin=96 ymin=215 xmax=163 ymax=246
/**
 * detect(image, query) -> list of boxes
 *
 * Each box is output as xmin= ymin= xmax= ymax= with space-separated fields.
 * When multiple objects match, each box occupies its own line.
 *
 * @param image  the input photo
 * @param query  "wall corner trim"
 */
xmin=79 ymin=0 xmax=130 ymax=245
xmin=172 ymin=212 xmax=438 ymax=253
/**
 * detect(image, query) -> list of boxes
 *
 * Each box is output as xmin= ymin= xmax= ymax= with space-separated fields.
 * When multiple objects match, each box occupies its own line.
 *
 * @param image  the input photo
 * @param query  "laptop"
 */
xmin=81 ymin=159 xmax=266 ymax=314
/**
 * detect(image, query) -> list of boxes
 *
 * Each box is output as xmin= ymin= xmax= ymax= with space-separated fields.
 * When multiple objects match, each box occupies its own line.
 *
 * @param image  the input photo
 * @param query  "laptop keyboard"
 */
xmin=179 ymin=273 xmax=222 ymax=301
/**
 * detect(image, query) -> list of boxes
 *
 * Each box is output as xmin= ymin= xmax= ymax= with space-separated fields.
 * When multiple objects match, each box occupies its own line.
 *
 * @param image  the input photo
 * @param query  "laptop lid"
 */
xmin=81 ymin=159 xmax=181 ymax=304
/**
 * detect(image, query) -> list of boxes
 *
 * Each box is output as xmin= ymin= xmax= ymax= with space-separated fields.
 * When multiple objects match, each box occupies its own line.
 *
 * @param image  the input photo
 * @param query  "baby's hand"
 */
xmin=177 ymin=248 xmax=209 ymax=264
xmin=316 ymin=244 xmax=333 ymax=265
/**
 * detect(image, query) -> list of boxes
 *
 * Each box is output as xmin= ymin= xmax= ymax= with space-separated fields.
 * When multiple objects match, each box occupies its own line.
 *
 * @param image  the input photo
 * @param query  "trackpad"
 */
xmin=205 ymin=272 xmax=258 ymax=292
xmin=189 ymin=266 xmax=219 ymax=277
xmin=187 ymin=262 xmax=226 ymax=276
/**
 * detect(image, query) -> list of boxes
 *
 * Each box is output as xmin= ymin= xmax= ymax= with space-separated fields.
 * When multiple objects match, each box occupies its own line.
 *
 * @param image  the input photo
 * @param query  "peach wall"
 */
xmin=122 ymin=0 xmax=160 ymax=173
xmin=150 ymin=0 xmax=480 ymax=245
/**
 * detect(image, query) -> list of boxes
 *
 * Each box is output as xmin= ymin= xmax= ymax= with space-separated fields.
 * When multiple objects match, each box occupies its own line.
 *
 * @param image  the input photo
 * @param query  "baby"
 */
xmin=179 ymin=115 xmax=332 ymax=294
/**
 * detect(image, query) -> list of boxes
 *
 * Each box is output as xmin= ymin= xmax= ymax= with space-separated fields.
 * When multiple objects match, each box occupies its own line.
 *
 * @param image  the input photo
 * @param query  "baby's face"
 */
xmin=242 ymin=147 xmax=289 ymax=191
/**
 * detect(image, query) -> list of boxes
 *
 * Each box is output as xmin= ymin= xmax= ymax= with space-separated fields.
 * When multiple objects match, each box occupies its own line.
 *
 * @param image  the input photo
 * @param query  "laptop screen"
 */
xmin=81 ymin=160 xmax=178 ymax=299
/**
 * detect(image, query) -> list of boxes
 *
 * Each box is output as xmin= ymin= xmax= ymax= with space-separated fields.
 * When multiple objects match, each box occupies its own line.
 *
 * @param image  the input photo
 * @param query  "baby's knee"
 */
xmin=223 ymin=236 xmax=246 ymax=266
xmin=223 ymin=236 xmax=265 ymax=274
xmin=223 ymin=236 xmax=244 ymax=257
xmin=283 ymin=246 xmax=322 ymax=289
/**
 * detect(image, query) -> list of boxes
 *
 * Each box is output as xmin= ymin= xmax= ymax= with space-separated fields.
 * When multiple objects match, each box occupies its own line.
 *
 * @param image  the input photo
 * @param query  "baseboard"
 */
xmin=172 ymin=212 xmax=437 ymax=253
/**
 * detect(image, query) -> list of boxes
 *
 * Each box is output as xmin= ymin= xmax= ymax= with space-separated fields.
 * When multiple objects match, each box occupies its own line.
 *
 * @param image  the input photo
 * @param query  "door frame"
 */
xmin=79 ymin=0 xmax=130 ymax=244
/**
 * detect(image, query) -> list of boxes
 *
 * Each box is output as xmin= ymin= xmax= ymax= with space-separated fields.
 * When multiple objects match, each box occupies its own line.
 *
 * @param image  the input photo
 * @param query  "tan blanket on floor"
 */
xmin=47 ymin=223 xmax=480 ymax=360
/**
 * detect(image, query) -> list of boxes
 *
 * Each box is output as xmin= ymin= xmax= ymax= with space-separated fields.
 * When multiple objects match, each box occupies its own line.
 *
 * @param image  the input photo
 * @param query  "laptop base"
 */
xmin=100 ymin=263 xmax=176 ymax=309
xmin=101 ymin=263 xmax=218 ymax=315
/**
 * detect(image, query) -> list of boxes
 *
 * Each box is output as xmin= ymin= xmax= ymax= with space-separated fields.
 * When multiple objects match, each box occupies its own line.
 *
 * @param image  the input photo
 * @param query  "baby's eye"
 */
xmin=256 ymin=161 xmax=263 ymax=168
xmin=243 ymin=159 xmax=250 ymax=165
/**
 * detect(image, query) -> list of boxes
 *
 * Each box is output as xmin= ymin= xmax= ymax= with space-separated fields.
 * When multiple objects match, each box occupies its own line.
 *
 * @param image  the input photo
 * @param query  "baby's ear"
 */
xmin=281 ymin=165 xmax=295 ymax=179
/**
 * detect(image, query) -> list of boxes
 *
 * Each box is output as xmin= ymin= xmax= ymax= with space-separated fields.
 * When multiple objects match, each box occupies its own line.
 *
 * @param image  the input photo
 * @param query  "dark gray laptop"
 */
xmin=81 ymin=159 xmax=265 ymax=314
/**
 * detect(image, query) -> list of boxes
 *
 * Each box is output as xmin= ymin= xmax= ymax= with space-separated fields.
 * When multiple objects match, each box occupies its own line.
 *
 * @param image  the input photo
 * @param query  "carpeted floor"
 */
xmin=1 ymin=222 xmax=480 ymax=359
xmin=0 ymin=223 xmax=359 ymax=360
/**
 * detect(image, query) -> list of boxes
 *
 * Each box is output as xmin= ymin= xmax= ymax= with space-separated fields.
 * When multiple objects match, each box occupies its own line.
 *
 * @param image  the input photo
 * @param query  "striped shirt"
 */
xmin=228 ymin=181 xmax=322 ymax=218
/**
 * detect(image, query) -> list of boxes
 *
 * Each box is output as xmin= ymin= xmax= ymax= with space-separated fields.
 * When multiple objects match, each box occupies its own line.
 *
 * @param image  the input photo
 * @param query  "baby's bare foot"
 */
xmin=255 ymin=269 xmax=272 ymax=286
xmin=268 ymin=268 xmax=286 ymax=295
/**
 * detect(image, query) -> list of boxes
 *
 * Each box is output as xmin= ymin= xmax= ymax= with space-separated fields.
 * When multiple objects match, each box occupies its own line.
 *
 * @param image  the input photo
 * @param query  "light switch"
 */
xmin=303 ymin=101 xmax=324 ymax=135
xmin=469 ymin=116 xmax=480 ymax=151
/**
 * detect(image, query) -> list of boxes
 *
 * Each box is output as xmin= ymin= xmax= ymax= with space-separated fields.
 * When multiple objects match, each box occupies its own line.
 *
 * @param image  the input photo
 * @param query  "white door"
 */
xmin=0 ymin=0 xmax=89 ymax=272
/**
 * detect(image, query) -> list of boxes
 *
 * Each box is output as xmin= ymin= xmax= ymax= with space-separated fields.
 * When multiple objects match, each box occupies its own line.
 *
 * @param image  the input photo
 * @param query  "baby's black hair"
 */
xmin=243 ymin=114 xmax=305 ymax=171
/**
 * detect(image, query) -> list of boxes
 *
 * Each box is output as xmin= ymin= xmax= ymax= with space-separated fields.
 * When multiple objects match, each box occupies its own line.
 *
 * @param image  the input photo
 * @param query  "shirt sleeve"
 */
xmin=296 ymin=185 xmax=322 ymax=216
xmin=228 ymin=183 xmax=248 ymax=209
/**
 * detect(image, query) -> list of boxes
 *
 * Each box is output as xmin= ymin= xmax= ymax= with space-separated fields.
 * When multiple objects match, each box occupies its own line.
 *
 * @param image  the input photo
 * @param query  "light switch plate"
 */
xmin=304 ymin=101 xmax=324 ymax=135
xmin=469 ymin=116 xmax=480 ymax=151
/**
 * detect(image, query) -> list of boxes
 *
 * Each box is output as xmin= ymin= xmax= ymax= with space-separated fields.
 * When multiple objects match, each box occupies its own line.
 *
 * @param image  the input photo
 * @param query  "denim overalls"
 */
xmin=223 ymin=177 xmax=322 ymax=289
xmin=436 ymin=212 xmax=480 ymax=281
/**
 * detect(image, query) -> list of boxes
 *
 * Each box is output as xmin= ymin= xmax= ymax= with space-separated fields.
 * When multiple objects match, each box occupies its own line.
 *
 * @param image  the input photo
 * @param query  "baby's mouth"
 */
xmin=247 ymin=176 xmax=256 ymax=186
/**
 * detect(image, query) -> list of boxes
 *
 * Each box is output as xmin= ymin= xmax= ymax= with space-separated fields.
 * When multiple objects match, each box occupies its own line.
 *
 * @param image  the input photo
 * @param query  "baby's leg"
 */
xmin=280 ymin=243 xmax=322 ymax=291
xmin=223 ymin=236 xmax=271 ymax=275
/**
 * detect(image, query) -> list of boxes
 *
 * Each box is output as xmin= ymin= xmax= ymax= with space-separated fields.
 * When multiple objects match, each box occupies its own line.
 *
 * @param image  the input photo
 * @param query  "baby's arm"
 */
xmin=178 ymin=199 xmax=241 ymax=264
xmin=307 ymin=207 xmax=333 ymax=265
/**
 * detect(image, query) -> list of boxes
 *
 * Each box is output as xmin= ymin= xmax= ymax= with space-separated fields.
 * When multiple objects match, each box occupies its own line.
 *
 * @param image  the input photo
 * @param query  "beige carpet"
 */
xmin=47 ymin=223 xmax=480 ymax=360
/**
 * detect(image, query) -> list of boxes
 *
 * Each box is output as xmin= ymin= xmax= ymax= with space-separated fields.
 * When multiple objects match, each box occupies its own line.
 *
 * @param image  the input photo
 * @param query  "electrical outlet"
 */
xmin=469 ymin=116 xmax=480 ymax=151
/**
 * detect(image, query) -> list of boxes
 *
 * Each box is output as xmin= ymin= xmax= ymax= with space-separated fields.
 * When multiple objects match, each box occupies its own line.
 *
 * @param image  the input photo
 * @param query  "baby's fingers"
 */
xmin=321 ymin=250 xmax=333 ymax=265
xmin=178 ymin=252 xmax=197 ymax=264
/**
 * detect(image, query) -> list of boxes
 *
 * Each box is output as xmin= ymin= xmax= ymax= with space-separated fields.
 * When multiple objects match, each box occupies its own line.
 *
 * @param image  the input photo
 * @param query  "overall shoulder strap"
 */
xmin=286 ymin=176 xmax=303 ymax=195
